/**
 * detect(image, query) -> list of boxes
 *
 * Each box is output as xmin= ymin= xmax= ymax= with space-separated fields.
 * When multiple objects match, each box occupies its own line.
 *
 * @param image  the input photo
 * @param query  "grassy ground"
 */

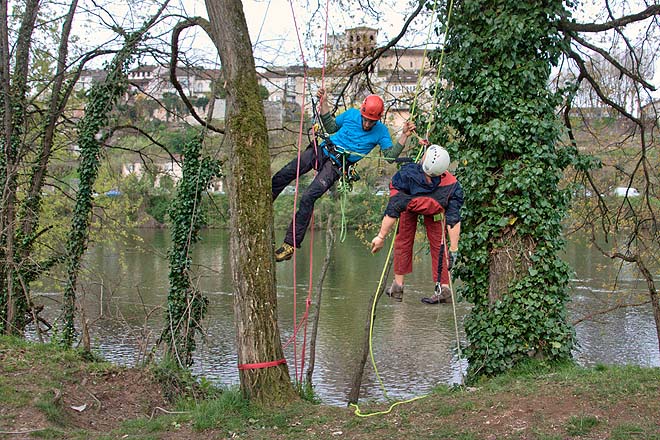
xmin=1 ymin=335 xmax=659 ymax=440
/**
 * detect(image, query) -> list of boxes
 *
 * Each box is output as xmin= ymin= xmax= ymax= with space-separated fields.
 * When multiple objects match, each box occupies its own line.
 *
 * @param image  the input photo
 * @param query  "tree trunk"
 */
xmin=204 ymin=0 xmax=295 ymax=405
xmin=0 ymin=0 xmax=41 ymax=335
xmin=436 ymin=0 xmax=575 ymax=377
xmin=488 ymin=228 xmax=535 ymax=304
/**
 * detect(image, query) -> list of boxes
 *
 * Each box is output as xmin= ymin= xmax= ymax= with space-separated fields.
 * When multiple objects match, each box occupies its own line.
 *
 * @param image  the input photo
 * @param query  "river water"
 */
xmin=32 ymin=229 xmax=659 ymax=406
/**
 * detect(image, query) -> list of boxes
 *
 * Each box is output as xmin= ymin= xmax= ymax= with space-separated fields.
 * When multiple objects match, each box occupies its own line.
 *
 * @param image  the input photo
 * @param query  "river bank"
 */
xmin=1 ymin=336 xmax=658 ymax=440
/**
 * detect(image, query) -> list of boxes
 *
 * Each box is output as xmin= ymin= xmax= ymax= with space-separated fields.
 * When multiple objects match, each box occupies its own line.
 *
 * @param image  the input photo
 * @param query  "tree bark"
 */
xmin=204 ymin=0 xmax=295 ymax=405
xmin=488 ymin=228 xmax=535 ymax=304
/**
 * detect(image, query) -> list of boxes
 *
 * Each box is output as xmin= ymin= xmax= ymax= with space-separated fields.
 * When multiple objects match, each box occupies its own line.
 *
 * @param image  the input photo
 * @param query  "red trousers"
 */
xmin=393 ymin=199 xmax=449 ymax=284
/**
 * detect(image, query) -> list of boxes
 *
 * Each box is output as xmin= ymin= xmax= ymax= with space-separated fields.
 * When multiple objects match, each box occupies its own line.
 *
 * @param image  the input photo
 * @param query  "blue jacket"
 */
xmin=323 ymin=108 xmax=394 ymax=163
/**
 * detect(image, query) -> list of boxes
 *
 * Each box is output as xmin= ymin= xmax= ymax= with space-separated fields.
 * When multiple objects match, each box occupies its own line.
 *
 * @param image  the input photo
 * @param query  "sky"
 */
xmin=70 ymin=0 xmax=658 ymax=100
xmin=164 ymin=0 xmax=436 ymax=68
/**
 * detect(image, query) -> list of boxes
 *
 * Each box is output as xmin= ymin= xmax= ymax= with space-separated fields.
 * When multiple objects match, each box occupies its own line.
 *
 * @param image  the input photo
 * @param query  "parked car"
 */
xmin=613 ymin=187 xmax=640 ymax=197
xmin=105 ymin=189 xmax=122 ymax=197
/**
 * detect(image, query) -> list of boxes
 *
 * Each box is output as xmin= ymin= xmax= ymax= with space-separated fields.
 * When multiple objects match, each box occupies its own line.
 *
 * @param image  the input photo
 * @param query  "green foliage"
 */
xmin=160 ymin=126 xmax=205 ymax=154
xmin=432 ymin=0 xmax=577 ymax=379
xmin=295 ymin=381 xmax=322 ymax=404
xmin=35 ymin=393 xmax=66 ymax=426
xmin=258 ymin=84 xmax=269 ymax=100
xmin=193 ymin=95 xmax=210 ymax=109
xmin=161 ymin=92 xmax=187 ymax=119
xmin=151 ymin=355 xmax=219 ymax=402
xmin=147 ymin=194 xmax=172 ymax=224
xmin=160 ymin=135 xmax=220 ymax=367
xmin=184 ymin=387 xmax=254 ymax=431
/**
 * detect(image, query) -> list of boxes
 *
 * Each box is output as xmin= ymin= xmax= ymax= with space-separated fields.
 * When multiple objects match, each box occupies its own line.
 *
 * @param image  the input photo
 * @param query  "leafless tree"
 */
xmin=557 ymin=2 xmax=660 ymax=351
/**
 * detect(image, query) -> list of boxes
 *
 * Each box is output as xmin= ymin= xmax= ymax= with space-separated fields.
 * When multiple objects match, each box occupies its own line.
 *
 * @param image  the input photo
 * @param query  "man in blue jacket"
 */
xmin=273 ymin=88 xmax=415 ymax=262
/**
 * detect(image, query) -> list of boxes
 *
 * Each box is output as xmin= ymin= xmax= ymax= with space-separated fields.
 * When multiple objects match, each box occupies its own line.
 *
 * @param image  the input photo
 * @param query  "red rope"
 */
xmin=287 ymin=0 xmax=309 ymax=383
xmin=299 ymin=0 xmax=330 ymax=385
xmin=238 ymin=358 xmax=287 ymax=370
xmin=285 ymin=0 xmax=329 ymax=385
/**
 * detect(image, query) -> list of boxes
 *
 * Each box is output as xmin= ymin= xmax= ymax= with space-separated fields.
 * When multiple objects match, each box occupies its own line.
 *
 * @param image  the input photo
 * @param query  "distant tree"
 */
xmin=258 ymin=84 xmax=269 ymax=100
xmin=556 ymin=3 xmax=660 ymax=352
xmin=193 ymin=95 xmax=210 ymax=109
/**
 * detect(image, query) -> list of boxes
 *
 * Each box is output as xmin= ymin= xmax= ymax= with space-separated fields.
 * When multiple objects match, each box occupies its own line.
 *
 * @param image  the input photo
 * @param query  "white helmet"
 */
xmin=422 ymin=144 xmax=450 ymax=177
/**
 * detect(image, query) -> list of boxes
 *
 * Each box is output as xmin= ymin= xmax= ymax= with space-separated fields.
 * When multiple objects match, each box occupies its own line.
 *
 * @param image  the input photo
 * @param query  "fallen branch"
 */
xmin=149 ymin=406 xmax=190 ymax=420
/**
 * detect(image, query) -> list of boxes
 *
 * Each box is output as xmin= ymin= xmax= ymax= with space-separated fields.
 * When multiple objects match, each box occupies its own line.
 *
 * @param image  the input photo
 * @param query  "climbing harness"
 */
xmin=309 ymin=94 xmax=361 ymax=241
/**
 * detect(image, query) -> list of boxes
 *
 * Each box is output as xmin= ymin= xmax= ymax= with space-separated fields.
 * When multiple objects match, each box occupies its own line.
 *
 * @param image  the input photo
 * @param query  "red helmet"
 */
xmin=360 ymin=95 xmax=384 ymax=121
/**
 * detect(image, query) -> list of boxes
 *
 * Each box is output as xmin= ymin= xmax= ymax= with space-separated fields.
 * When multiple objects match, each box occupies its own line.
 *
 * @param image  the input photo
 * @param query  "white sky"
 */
xmin=160 ymin=0 xmax=436 ymax=68
xmin=70 ymin=0 xmax=658 ymax=100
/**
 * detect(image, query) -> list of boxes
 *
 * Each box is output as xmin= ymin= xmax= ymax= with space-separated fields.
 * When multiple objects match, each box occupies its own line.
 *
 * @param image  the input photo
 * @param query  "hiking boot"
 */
xmin=385 ymin=282 xmax=404 ymax=302
xmin=274 ymin=243 xmax=295 ymax=262
xmin=421 ymin=284 xmax=453 ymax=305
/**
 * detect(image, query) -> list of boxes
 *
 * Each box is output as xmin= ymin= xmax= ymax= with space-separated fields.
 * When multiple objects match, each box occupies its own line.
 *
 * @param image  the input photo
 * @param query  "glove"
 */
xmin=448 ymin=250 xmax=459 ymax=271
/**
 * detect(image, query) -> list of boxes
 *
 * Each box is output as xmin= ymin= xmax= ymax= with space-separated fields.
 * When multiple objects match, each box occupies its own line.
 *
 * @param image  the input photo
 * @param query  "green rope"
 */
xmin=337 ymin=155 xmax=351 ymax=242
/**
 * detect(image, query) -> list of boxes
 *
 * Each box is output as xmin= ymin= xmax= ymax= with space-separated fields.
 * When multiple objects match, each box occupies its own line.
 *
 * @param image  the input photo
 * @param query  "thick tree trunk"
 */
xmin=204 ymin=0 xmax=295 ymax=405
xmin=488 ymin=228 xmax=535 ymax=304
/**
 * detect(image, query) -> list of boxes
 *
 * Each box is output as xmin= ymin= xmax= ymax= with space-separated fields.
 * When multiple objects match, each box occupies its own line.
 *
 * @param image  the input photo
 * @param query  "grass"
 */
xmin=565 ymin=414 xmax=600 ymax=436
xmin=1 ymin=336 xmax=660 ymax=439
xmin=610 ymin=423 xmax=660 ymax=440
xmin=35 ymin=396 xmax=66 ymax=426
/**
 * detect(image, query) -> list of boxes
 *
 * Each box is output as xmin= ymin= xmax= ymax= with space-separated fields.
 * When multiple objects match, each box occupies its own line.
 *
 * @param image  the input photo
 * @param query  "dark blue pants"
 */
xmin=272 ymin=143 xmax=341 ymax=247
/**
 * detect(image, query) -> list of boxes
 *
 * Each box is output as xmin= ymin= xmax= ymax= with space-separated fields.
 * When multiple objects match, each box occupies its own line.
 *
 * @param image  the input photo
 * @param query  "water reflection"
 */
xmin=32 ymin=229 xmax=659 ymax=406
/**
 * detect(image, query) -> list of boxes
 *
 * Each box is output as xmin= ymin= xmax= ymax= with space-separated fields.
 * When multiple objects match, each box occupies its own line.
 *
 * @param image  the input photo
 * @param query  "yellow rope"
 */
xmin=350 ymin=394 xmax=428 ymax=417
xmin=351 ymin=0 xmax=461 ymax=417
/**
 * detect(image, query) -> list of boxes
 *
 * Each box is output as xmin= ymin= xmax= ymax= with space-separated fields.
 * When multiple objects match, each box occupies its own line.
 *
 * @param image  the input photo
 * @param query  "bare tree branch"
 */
xmin=567 ymin=31 xmax=656 ymax=91
xmin=559 ymin=4 xmax=660 ymax=33
xmin=332 ymin=0 xmax=429 ymax=111
xmin=170 ymin=16 xmax=223 ymax=133
xmin=565 ymin=47 xmax=641 ymax=123
xmin=572 ymin=299 xmax=651 ymax=325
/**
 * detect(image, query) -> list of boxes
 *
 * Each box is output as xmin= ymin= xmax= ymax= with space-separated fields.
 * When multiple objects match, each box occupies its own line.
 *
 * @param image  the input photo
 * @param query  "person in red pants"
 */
xmin=371 ymin=144 xmax=463 ymax=304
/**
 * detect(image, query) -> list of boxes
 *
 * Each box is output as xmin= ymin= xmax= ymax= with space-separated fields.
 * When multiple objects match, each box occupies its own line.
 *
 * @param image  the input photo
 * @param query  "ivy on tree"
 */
xmin=161 ymin=135 xmax=220 ymax=367
xmin=432 ymin=0 xmax=579 ymax=378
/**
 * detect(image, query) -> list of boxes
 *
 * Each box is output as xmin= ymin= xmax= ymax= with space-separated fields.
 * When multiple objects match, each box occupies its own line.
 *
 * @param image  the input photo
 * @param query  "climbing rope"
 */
xmin=284 ymin=0 xmax=332 ymax=386
xmin=351 ymin=0 xmax=461 ymax=417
